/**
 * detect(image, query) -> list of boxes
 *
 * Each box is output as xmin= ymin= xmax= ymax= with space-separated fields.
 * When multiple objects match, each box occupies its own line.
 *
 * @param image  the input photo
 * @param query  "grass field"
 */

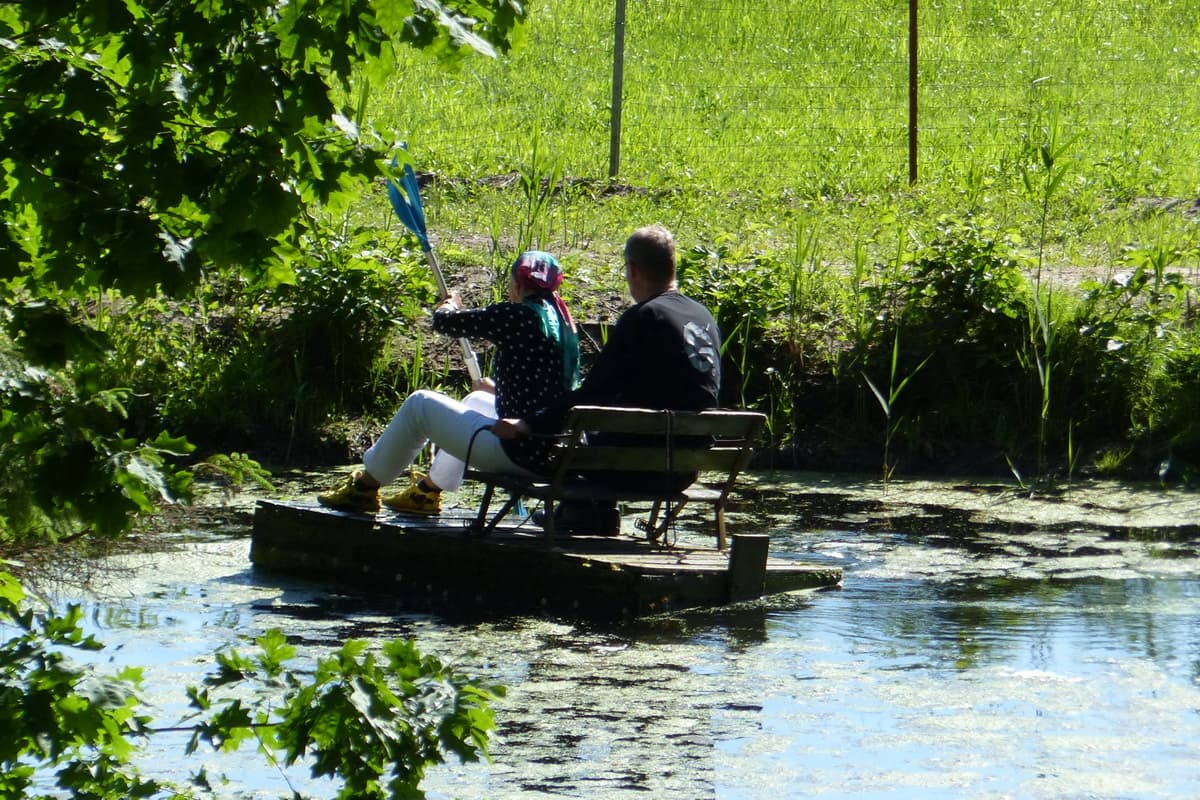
xmin=369 ymin=0 xmax=1200 ymax=279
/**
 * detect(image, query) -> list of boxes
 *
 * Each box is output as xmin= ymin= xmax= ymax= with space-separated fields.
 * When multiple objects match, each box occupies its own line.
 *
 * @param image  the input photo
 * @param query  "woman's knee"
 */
xmin=405 ymin=388 xmax=442 ymax=406
xmin=397 ymin=388 xmax=444 ymax=418
xmin=462 ymin=390 xmax=496 ymax=414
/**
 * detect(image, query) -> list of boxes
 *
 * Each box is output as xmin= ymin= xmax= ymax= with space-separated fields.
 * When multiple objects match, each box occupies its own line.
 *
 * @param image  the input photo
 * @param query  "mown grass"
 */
xmin=372 ymin=0 xmax=1199 ymax=268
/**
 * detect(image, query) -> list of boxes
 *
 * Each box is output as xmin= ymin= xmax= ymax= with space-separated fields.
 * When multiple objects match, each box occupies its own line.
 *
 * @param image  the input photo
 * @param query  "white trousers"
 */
xmin=362 ymin=389 xmax=535 ymax=490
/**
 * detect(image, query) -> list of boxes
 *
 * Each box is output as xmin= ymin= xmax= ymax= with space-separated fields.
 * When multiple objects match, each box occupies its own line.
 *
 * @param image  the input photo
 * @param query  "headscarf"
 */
xmin=511 ymin=250 xmax=580 ymax=389
xmin=511 ymin=251 xmax=575 ymax=326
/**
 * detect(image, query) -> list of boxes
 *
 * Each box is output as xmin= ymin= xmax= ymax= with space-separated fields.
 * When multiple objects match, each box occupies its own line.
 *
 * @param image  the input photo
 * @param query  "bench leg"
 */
xmin=484 ymin=494 xmax=522 ymax=535
xmin=472 ymin=485 xmax=522 ymax=536
xmin=542 ymin=497 xmax=557 ymax=544
xmin=641 ymin=499 xmax=689 ymax=545
xmin=648 ymin=500 xmax=669 ymax=535
xmin=472 ymin=483 xmax=496 ymax=533
xmin=715 ymin=504 xmax=727 ymax=551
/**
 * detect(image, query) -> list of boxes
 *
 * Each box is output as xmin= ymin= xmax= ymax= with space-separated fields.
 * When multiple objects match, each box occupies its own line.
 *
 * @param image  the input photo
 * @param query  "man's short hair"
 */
xmin=624 ymin=225 xmax=676 ymax=284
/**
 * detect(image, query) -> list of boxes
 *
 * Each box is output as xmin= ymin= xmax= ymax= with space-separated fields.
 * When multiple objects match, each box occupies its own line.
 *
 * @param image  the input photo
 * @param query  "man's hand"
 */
xmin=490 ymin=418 xmax=531 ymax=439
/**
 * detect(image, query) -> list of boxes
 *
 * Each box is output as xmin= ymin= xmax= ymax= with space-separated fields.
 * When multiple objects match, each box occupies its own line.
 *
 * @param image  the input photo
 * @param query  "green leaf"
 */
xmin=77 ymin=673 xmax=139 ymax=711
xmin=862 ymin=371 xmax=889 ymax=416
xmin=0 ymin=570 xmax=25 ymax=614
xmin=255 ymin=628 xmax=297 ymax=676
xmin=116 ymin=452 xmax=173 ymax=507
xmin=146 ymin=432 xmax=196 ymax=457
xmin=7 ymin=301 xmax=107 ymax=368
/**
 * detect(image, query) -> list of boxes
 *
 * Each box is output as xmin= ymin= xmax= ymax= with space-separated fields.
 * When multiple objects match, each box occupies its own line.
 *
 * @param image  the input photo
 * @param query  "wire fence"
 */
xmin=394 ymin=1 xmax=1200 ymax=198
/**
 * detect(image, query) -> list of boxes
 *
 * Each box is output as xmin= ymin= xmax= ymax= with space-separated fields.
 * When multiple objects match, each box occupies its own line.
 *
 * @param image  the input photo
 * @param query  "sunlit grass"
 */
xmin=362 ymin=0 xmax=1199 ymax=282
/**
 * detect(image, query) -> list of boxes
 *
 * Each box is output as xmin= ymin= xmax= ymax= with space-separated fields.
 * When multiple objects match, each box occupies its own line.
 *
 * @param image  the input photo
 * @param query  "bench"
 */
xmin=466 ymin=405 xmax=767 ymax=549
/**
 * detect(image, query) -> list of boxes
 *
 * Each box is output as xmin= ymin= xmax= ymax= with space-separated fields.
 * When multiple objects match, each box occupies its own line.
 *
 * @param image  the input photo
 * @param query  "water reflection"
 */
xmin=50 ymin=478 xmax=1200 ymax=799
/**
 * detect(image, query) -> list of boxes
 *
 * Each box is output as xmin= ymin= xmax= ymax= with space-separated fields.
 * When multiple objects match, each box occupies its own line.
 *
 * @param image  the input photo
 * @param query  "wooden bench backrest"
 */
xmin=552 ymin=406 xmax=766 ymax=476
xmin=467 ymin=405 xmax=765 ymax=546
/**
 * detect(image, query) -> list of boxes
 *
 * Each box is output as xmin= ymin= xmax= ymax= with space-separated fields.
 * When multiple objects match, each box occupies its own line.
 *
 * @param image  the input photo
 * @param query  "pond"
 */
xmin=55 ymin=473 xmax=1200 ymax=799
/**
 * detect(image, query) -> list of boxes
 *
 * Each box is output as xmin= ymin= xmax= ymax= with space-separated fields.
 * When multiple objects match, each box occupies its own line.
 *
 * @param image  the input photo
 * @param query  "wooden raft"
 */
xmin=250 ymin=500 xmax=843 ymax=621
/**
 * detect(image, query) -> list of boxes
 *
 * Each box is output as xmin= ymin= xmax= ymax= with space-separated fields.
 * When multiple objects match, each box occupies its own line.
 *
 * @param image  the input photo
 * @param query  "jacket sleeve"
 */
xmin=431 ymin=303 xmax=511 ymax=341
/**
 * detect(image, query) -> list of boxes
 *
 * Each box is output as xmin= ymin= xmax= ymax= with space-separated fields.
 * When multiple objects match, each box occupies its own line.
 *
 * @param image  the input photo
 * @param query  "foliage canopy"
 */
xmin=0 ymin=1 xmax=527 ymax=546
xmin=0 ymin=0 xmax=524 ymax=301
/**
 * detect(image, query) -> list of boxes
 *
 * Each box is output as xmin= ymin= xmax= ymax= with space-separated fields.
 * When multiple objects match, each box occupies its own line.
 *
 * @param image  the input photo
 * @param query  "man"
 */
xmin=492 ymin=224 xmax=721 ymax=532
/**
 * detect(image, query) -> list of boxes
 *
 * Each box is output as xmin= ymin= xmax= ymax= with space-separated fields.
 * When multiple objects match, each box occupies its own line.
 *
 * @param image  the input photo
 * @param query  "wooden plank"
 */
xmin=564 ymin=406 xmax=766 ymax=438
xmin=465 ymin=473 xmax=724 ymax=505
xmin=549 ymin=446 xmax=749 ymax=473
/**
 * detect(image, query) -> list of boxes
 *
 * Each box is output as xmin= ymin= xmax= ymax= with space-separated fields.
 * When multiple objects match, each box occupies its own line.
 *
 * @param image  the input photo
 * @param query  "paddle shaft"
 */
xmin=425 ymin=246 xmax=483 ymax=384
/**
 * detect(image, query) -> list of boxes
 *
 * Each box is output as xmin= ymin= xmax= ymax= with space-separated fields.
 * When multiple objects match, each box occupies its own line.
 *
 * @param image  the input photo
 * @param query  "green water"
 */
xmin=64 ymin=478 xmax=1200 ymax=799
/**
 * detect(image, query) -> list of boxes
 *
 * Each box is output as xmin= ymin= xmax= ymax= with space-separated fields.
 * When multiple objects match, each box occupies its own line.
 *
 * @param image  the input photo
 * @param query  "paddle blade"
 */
xmin=386 ymin=151 xmax=430 ymax=249
xmin=400 ymin=162 xmax=427 ymax=234
xmin=387 ymin=179 xmax=428 ymax=248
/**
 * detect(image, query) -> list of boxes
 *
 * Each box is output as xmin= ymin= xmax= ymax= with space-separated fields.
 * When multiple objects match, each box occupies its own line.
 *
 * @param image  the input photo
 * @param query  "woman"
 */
xmin=318 ymin=250 xmax=580 ymax=515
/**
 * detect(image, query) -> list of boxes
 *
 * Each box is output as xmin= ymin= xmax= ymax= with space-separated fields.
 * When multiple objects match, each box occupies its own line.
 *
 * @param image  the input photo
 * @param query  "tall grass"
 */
xmin=863 ymin=329 xmax=931 ymax=491
xmin=1020 ymin=110 xmax=1077 ymax=485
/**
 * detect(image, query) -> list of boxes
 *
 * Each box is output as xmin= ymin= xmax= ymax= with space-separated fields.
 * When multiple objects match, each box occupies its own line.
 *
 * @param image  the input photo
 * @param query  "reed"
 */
xmin=863 ymin=328 xmax=931 ymax=491
xmin=1020 ymin=111 xmax=1076 ymax=487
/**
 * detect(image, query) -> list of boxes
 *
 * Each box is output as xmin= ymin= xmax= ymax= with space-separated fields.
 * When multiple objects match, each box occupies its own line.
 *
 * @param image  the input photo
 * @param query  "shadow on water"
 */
xmin=50 ymin=473 xmax=1200 ymax=799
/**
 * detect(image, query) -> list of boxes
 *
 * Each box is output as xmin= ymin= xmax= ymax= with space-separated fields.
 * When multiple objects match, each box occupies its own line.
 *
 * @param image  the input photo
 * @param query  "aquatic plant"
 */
xmin=863 ymin=328 xmax=931 ymax=491
xmin=1019 ymin=110 xmax=1078 ymax=487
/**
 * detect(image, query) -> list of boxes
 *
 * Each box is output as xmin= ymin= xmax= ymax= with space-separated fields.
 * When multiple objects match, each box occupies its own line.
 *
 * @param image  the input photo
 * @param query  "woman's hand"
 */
xmin=437 ymin=290 xmax=463 ymax=312
xmin=474 ymin=376 xmax=496 ymax=394
xmin=490 ymin=418 xmax=531 ymax=439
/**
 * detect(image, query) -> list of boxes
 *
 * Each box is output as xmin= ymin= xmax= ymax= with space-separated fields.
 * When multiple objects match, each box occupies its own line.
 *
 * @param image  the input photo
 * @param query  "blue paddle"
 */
xmin=387 ymin=156 xmax=483 ymax=384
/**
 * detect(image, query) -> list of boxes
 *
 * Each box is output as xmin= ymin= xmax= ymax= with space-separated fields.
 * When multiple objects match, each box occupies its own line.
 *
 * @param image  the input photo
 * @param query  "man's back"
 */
xmin=584 ymin=289 xmax=721 ymax=412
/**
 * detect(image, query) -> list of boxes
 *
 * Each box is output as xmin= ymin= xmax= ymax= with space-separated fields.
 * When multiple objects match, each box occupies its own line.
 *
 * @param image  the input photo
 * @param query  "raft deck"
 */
xmin=250 ymin=499 xmax=842 ymax=621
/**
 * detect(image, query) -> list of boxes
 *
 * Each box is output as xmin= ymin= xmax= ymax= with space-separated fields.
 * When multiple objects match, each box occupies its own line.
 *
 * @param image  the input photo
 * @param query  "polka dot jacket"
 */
xmin=432 ymin=299 xmax=577 ymax=473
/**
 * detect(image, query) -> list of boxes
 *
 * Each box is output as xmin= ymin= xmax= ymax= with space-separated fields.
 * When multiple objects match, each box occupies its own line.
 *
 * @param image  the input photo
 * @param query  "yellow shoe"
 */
xmin=382 ymin=473 xmax=442 ymax=516
xmin=317 ymin=470 xmax=380 ymax=514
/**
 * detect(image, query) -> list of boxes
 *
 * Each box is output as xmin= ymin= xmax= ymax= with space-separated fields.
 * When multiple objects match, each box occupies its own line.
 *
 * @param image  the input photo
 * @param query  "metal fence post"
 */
xmin=609 ymin=0 xmax=627 ymax=180
xmin=909 ymin=0 xmax=919 ymax=185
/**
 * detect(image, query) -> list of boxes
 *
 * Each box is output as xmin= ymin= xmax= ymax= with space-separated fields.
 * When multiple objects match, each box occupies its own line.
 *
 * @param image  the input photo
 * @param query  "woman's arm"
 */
xmin=431 ymin=301 xmax=513 ymax=341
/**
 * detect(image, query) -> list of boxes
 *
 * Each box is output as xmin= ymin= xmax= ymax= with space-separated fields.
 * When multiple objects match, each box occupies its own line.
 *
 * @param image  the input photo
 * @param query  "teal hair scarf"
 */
xmin=525 ymin=296 xmax=580 ymax=391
